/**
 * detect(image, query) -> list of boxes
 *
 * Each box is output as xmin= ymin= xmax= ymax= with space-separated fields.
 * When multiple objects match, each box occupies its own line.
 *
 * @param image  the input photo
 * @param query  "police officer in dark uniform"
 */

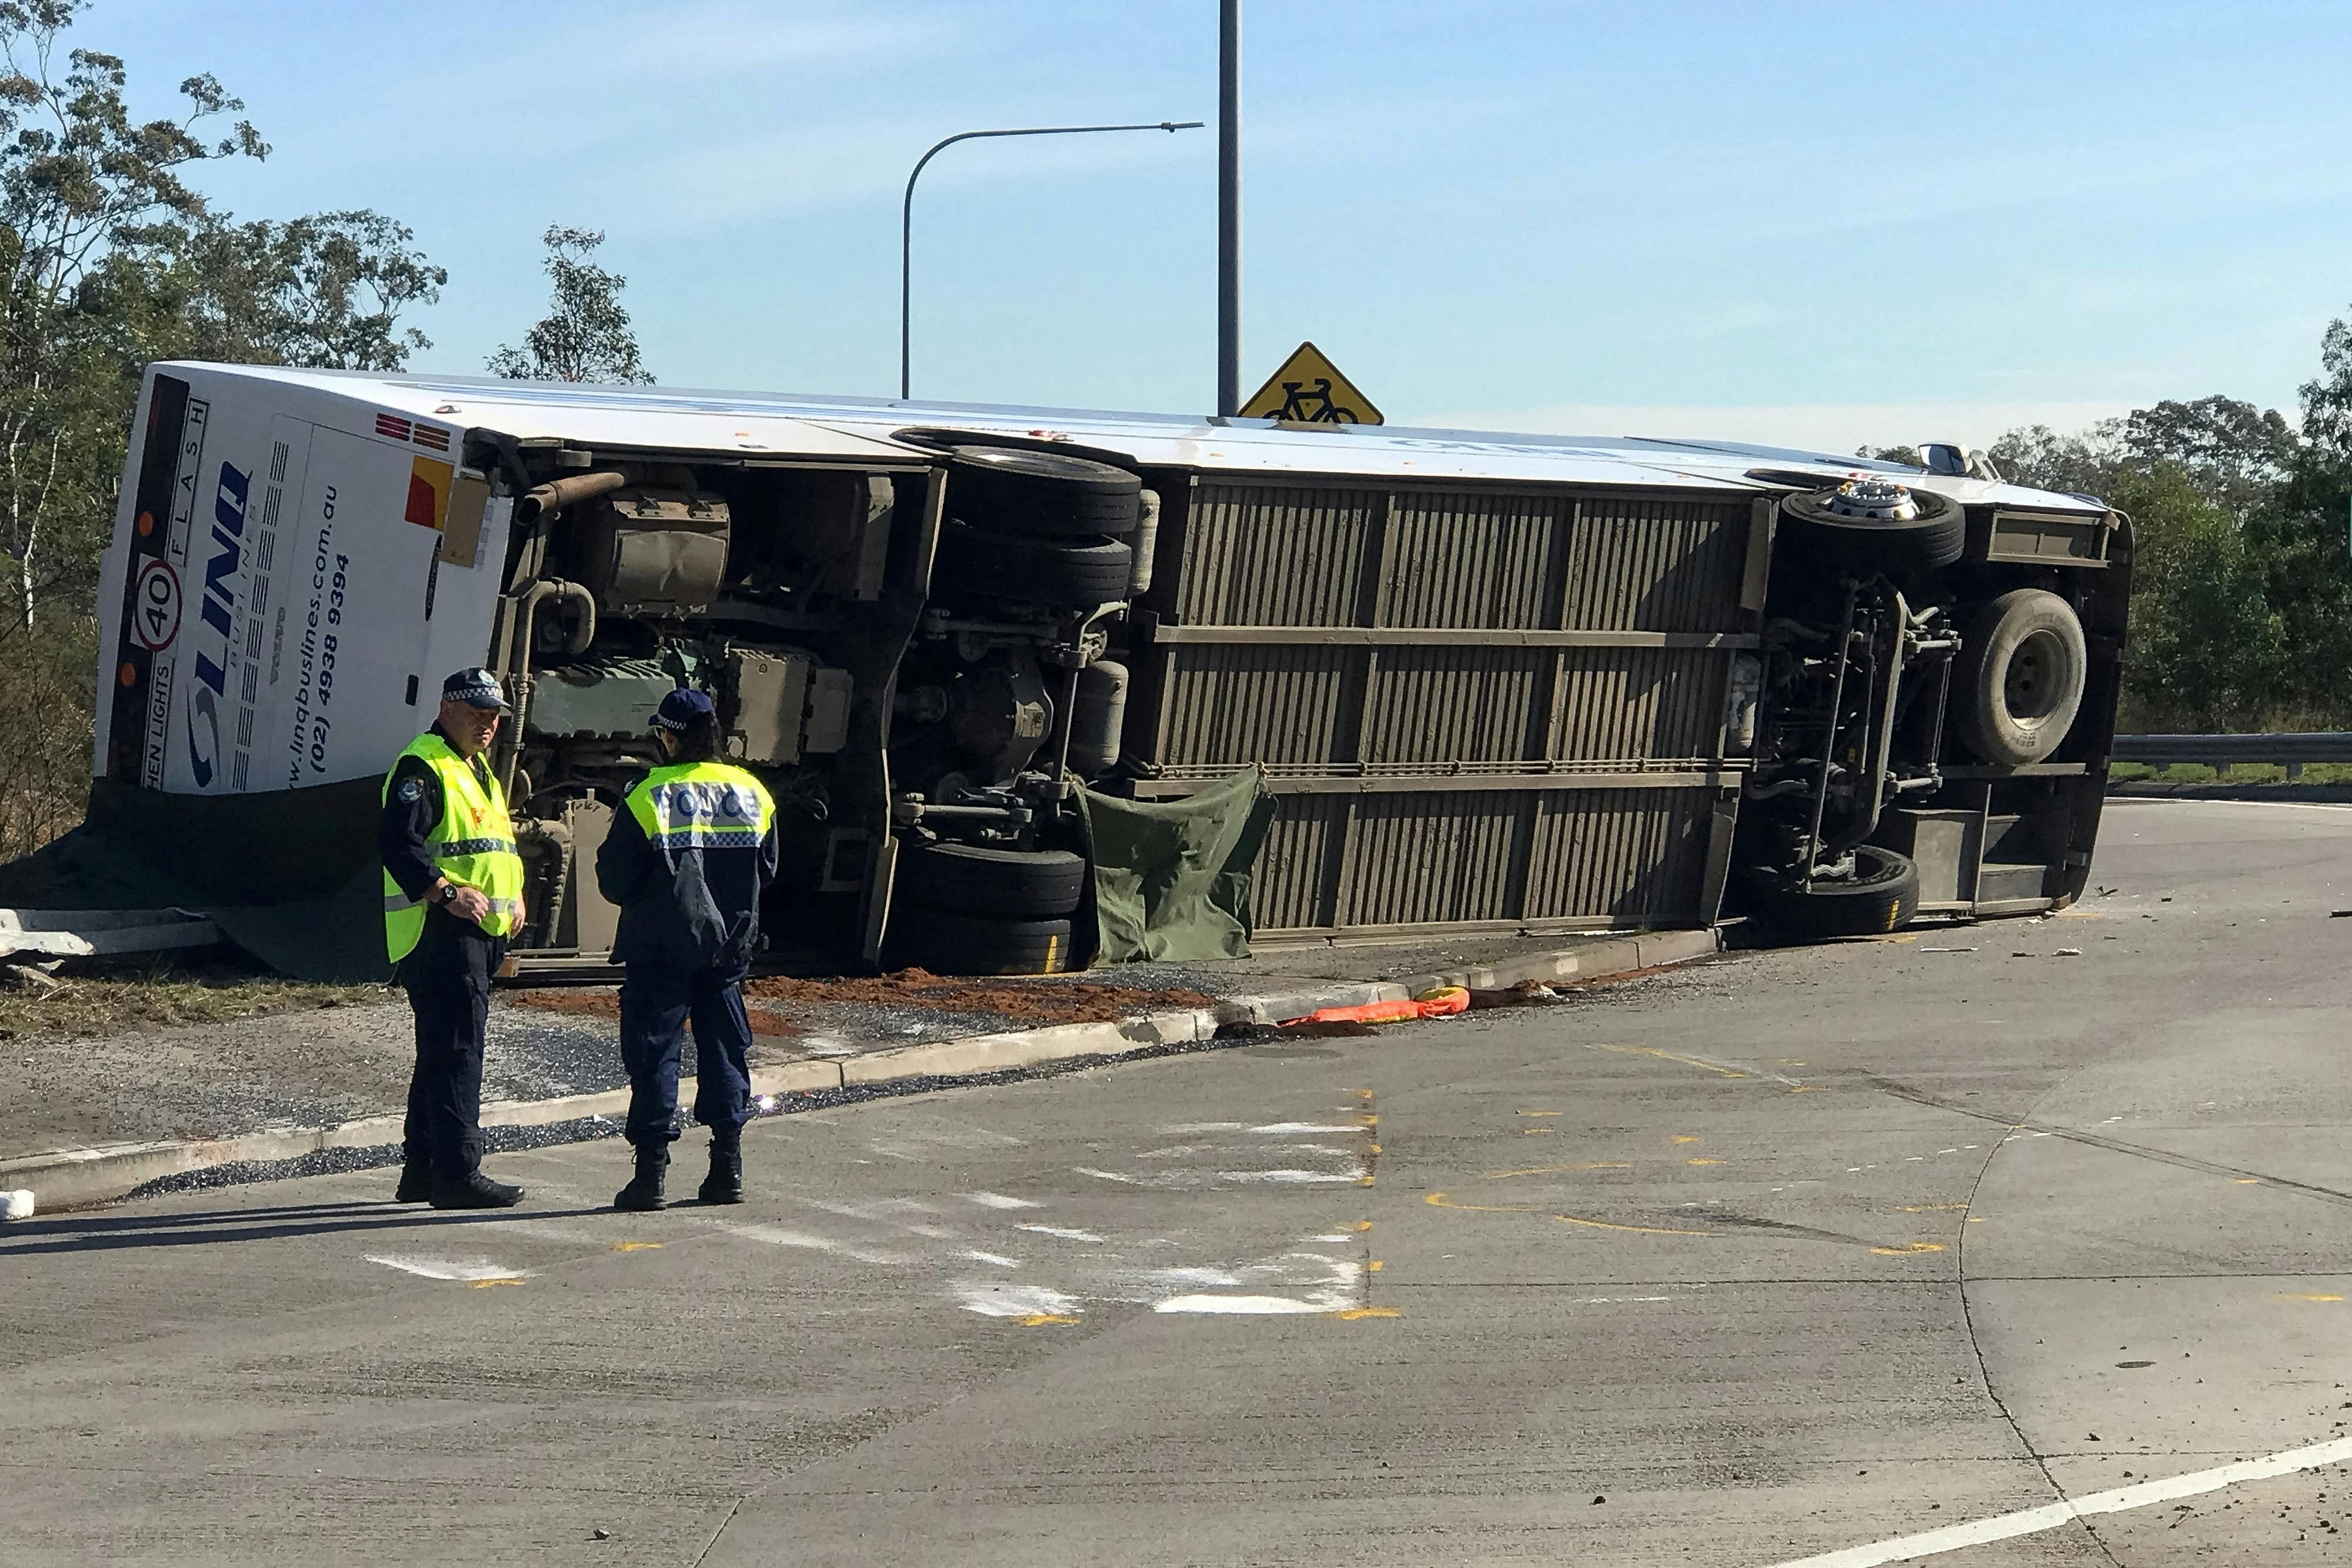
xmin=379 ymin=668 xmax=529 ymax=1210
xmin=596 ymin=688 xmax=780 ymax=1211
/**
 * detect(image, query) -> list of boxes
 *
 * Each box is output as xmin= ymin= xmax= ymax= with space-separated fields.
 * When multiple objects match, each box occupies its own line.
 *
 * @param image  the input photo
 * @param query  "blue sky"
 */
xmin=82 ymin=0 xmax=2352 ymax=453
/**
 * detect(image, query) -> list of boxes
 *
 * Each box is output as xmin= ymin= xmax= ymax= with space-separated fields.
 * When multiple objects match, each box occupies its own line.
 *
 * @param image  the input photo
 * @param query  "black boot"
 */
xmin=395 ymin=1160 xmax=431 ymax=1203
xmin=614 ymin=1144 xmax=669 ymax=1212
xmin=698 ymin=1136 xmax=744 ymax=1205
xmin=429 ymin=1169 xmax=524 ymax=1210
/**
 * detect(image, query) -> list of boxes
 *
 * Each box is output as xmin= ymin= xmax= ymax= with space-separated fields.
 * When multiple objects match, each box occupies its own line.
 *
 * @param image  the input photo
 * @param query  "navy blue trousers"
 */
xmin=400 ymin=919 xmax=504 ymax=1179
xmin=619 ymin=962 xmax=753 ymax=1149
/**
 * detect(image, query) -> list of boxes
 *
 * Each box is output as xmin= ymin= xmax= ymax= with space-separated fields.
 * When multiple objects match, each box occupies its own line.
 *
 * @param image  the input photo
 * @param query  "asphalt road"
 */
xmin=8 ymin=798 xmax=2352 ymax=1567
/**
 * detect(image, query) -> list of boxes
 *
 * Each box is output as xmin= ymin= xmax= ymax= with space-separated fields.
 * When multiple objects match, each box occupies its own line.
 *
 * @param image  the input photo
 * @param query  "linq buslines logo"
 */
xmin=183 ymin=459 xmax=251 ymax=787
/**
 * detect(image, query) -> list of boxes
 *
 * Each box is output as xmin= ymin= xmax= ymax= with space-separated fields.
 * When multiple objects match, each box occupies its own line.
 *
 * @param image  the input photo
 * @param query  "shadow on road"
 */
xmin=0 ymin=1202 xmax=610 ymax=1258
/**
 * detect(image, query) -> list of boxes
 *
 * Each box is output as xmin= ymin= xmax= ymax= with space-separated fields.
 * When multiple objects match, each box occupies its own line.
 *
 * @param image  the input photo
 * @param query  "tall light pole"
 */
xmin=1217 ymin=0 xmax=1242 ymax=416
xmin=900 ymin=120 xmax=1203 ymax=402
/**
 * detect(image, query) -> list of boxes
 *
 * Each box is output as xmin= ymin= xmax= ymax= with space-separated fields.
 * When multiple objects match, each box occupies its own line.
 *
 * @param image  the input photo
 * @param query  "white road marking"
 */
xmin=964 ymin=1250 xmax=1020 ymax=1268
xmin=1147 ymin=1266 xmax=1244 ymax=1288
xmin=1760 ymin=1434 xmax=2352 ymax=1568
xmin=1016 ymin=1223 xmax=1105 ymax=1243
xmin=964 ymin=1192 xmax=1039 ymax=1209
xmin=723 ymin=1224 xmax=905 ymax=1265
xmin=1155 ymin=1294 xmax=1333 ymax=1314
xmin=1251 ymin=1123 xmax=1361 ymax=1134
xmin=1160 ymin=1122 xmax=1246 ymax=1134
xmin=1217 ymin=1169 xmax=1359 ymax=1184
xmin=1073 ymin=1166 xmax=1148 ymax=1184
xmin=956 ymin=1283 xmax=1079 ymax=1318
xmin=365 ymin=1255 xmax=526 ymax=1282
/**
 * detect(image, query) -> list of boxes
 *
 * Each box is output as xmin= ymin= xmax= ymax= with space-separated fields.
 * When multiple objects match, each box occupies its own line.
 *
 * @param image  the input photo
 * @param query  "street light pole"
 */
xmin=900 ymin=120 xmax=1203 ymax=402
xmin=1217 ymin=0 xmax=1241 ymax=416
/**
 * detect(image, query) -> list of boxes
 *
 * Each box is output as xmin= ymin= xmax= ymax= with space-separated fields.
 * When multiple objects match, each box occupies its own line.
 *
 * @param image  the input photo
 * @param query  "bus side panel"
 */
xmin=98 ymin=367 xmax=506 ymax=797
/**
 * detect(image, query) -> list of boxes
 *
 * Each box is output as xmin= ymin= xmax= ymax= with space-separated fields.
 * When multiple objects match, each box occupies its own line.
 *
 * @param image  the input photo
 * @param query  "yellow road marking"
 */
xmin=1367 ymin=1260 xmax=1384 ymax=1272
xmin=2236 ymin=1178 xmax=2263 ymax=1185
xmin=1554 ymin=1213 xmax=1715 ymax=1237
xmin=1017 ymin=1313 xmax=1081 ymax=1326
xmin=1367 ymin=1144 xmax=1383 ymax=1155
xmin=1360 ymin=1114 xmax=1379 ymax=1126
xmin=1331 ymin=1307 xmax=1401 ymax=1319
xmin=1344 ymin=1220 xmax=1373 ymax=1232
xmin=1482 ymin=1163 xmax=1632 ymax=1179
xmin=2278 ymin=1293 xmax=2344 ymax=1302
xmin=1896 ymin=1204 xmax=1970 ymax=1212
xmin=1672 ymin=1136 xmax=1702 ymax=1144
xmin=1785 ymin=1086 xmax=1829 ymax=1093
xmin=612 ymin=1241 xmax=663 ymax=1252
xmin=1870 ymin=1241 xmax=1947 ymax=1256
xmin=1356 ymin=1176 xmax=1376 ymax=1187
xmin=1685 ymin=1157 xmax=1724 ymax=1166
xmin=469 ymin=1278 xmax=525 ymax=1289
xmin=1426 ymin=1191 xmax=1533 ymax=1214
xmin=1519 ymin=1110 xmax=1562 ymax=1117
xmin=1589 ymin=1043 xmax=1747 ymax=1078
xmin=1520 ymin=1127 xmax=1554 ymax=1135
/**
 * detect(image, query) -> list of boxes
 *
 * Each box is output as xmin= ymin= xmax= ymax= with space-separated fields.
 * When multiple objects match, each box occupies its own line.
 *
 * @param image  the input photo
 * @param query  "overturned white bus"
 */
xmin=84 ymin=365 xmax=2127 ymax=976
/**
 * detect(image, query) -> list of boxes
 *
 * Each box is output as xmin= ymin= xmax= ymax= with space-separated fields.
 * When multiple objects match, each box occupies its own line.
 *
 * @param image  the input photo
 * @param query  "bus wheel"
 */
xmin=898 ymin=841 xmax=1087 ymax=919
xmin=932 ymin=519 xmax=1133 ymax=609
xmin=1779 ymin=483 xmax=1964 ymax=578
xmin=885 ymin=908 xmax=1076 ymax=976
xmin=1956 ymin=589 xmax=2087 ymax=766
xmin=947 ymin=446 xmax=1142 ymax=538
xmin=1742 ymin=846 xmax=1920 ymax=939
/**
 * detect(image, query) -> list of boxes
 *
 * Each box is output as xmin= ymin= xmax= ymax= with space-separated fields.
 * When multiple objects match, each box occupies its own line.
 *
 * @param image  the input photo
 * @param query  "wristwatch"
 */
xmin=436 ymin=882 xmax=459 ymax=906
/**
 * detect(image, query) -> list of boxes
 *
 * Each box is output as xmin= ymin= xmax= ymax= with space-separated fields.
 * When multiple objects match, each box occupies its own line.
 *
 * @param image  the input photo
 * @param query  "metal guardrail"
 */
xmin=2113 ymin=733 xmax=2352 ymax=777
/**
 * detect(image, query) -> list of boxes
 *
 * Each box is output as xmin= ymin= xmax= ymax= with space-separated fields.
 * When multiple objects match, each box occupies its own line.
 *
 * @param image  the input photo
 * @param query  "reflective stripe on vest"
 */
xmin=625 ymin=760 xmax=776 ymax=851
xmin=382 ymin=732 xmax=526 ymax=962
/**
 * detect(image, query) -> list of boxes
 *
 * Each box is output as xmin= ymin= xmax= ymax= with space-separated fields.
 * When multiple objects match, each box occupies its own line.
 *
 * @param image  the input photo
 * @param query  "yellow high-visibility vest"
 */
xmin=382 ymin=732 xmax=525 ymax=962
xmin=623 ymin=759 xmax=777 ymax=849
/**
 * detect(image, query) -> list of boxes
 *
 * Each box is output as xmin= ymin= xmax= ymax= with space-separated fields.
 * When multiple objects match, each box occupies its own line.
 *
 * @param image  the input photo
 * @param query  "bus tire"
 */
xmin=1779 ymin=487 xmax=1964 ymax=578
xmin=886 ymin=908 xmax=1076 ymax=976
xmin=898 ymin=841 xmax=1087 ymax=919
xmin=932 ymin=519 xmax=1133 ymax=609
xmin=948 ymin=446 xmax=1141 ymax=537
xmin=1743 ymin=846 xmax=1920 ymax=939
xmin=1956 ymin=589 xmax=2087 ymax=766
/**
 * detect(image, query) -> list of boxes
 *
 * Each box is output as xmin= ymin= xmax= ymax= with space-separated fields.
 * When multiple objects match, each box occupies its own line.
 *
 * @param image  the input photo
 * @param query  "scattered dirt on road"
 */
xmin=743 ymin=969 xmax=1216 ymax=1026
xmin=513 ymin=987 xmax=803 ymax=1039
xmin=513 ymin=970 xmax=1214 ymax=1035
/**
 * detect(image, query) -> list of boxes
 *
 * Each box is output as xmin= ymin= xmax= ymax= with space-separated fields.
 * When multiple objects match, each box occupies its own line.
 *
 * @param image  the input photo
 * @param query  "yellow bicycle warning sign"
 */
xmin=1239 ymin=341 xmax=1382 ymax=426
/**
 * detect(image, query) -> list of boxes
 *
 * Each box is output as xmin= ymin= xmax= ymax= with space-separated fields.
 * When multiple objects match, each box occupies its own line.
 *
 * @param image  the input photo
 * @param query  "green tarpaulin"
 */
xmin=1079 ymin=767 xmax=1274 ymax=963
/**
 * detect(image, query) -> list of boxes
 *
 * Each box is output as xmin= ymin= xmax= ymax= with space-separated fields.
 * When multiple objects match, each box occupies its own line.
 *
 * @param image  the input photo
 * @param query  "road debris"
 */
xmin=1282 ymin=986 xmax=1469 ymax=1027
xmin=1466 ymin=979 xmax=1567 ymax=1008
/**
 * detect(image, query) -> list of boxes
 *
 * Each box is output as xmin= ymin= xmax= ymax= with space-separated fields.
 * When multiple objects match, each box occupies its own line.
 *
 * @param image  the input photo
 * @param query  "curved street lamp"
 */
xmin=900 ymin=120 xmax=1203 ymax=401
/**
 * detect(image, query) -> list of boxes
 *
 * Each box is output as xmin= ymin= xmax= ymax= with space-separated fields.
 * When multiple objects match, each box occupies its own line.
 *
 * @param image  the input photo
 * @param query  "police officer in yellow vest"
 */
xmin=378 ymin=668 xmax=528 ymax=1209
xmin=596 ymin=688 xmax=780 ymax=1211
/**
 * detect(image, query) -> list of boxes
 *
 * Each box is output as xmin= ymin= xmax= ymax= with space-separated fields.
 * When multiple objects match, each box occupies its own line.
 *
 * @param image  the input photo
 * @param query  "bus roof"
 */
xmin=154 ymin=362 xmax=2106 ymax=513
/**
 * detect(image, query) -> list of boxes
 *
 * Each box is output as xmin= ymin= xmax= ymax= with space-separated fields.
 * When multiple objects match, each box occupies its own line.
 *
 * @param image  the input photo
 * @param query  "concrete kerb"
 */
xmin=0 ymin=929 xmax=1720 ymax=1215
